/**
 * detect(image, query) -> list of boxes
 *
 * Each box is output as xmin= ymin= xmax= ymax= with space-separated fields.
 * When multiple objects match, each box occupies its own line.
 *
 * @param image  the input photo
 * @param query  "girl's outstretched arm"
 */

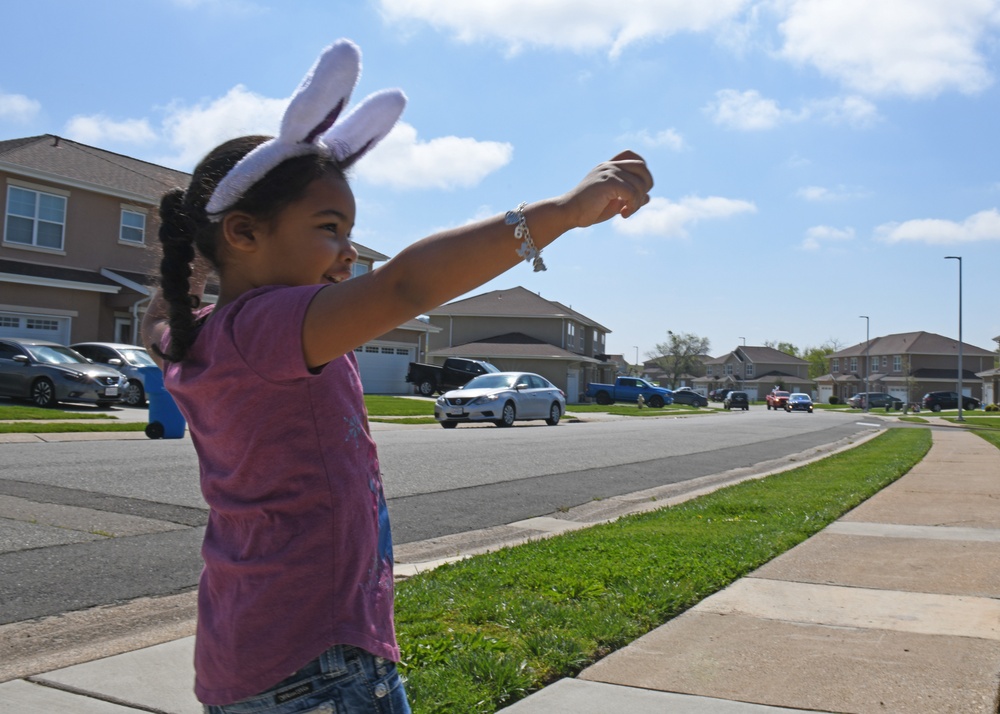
xmin=303 ymin=151 xmax=653 ymax=368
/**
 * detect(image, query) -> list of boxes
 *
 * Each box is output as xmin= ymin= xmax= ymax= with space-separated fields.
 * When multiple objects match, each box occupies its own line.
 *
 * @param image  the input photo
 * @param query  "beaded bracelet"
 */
xmin=504 ymin=202 xmax=546 ymax=272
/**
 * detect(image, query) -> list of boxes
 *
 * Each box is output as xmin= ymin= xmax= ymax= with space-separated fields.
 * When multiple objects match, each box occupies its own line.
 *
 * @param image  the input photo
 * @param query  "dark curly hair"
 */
xmin=155 ymin=136 xmax=345 ymax=362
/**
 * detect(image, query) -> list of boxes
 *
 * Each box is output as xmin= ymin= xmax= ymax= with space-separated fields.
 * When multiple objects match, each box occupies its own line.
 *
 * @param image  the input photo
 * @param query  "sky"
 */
xmin=2 ymin=0 xmax=999 ymax=363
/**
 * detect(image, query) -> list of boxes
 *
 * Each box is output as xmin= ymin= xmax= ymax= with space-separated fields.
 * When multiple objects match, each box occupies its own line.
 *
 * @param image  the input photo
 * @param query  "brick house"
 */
xmin=815 ymin=331 xmax=995 ymax=405
xmin=0 ymin=134 xmax=429 ymax=394
xmin=422 ymin=286 xmax=615 ymax=402
xmin=692 ymin=345 xmax=814 ymax=401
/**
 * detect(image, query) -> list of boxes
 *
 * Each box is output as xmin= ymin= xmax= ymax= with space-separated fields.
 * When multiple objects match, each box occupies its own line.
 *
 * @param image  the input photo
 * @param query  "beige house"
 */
xmin=815 ymin=331 xmax=994 ymax=405
xmin=1 ymin=134 xmax=429 ymax=394
xmin=692 ymin=346 xmax=814 ymax=401
xmin=423 ymin=286 xmax=615 ymax=402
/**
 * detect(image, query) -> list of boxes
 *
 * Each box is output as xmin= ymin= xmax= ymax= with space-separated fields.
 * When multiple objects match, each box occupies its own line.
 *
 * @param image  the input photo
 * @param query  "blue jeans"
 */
xmin=204 ymin=645 xmax=411 ymax=714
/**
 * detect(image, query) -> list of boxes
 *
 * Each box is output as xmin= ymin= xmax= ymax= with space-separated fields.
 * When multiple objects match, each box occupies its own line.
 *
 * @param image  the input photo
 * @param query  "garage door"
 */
xmin=0 ymin=311 xmax=71 ymax=344
xmin=353 ymin=343 xmax=413 ymax=394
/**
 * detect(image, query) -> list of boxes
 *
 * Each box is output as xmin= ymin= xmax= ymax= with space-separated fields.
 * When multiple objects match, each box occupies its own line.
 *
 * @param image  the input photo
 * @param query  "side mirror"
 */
xmin=108 ymin=358 xmax=123 ymax=366
xmin=13 ymin=355 xmax=29 ymax=365
xmin=515 ymin=383 xmax=528 ymax=391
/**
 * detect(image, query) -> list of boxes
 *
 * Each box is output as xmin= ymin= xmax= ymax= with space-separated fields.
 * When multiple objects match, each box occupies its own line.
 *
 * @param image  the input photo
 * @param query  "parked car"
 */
xmin=406 ymin=357 xmax=499 ymax=396
xmin=921 ymin=391 xmax=981 ymax=412
xmin=70 ymin=342 xmax=160 ymax=407
xmin=724 ymin=391 xmax=749 ymax=410
xmin=585 ymin=376 xmax=673 ymax=407
xmin=435 ymin=372 xmax=566 ymax=428
xmin=785 ymin=393 xmax=814 ymax=413
xmin=670 ymin=389 xmax=709 ymax=407
xmin=847 ymin=392 xmax=903 ymax=410
xmin=709 ymin=388 xmax=732 ymax=402
xmin=0 ymin=338 xmax=127 ymax=408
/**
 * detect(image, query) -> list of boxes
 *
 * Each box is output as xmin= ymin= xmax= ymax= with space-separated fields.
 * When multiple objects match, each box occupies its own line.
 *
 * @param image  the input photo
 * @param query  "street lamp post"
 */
xmin=859 ymin=316 xmax=870 ymax=413
xmin=633 ymin=346 xmax=639 ymax=377
xmin=945 ymin=256 xmax=964 ymax=422
xmin=739 ymin=336 xmax=746 ymax=346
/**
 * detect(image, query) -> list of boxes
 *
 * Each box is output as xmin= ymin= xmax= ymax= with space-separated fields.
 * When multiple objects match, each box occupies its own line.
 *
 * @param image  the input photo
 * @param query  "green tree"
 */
xmin=652 ymin=331 xmax=711 ymax=388
xmin=801 ymin=341 xmax=840 ymax=380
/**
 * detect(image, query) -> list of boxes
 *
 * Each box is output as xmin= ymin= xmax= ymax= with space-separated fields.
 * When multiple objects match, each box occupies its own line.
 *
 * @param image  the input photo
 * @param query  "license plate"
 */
xmin=104 ymin=387 xmax=119 ymax=396
xmin=449 ymin=409 xmax=465 ymax=417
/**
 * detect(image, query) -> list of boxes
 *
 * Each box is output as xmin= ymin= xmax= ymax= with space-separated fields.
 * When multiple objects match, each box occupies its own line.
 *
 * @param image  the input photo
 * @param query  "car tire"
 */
xmin=743 ymin=406 xmax=748 ymax=410
xmin=496 ymin=402 xmax=516 ymax=427
xmin=546 ymin=403 xmax=562 ymax=426
xmin=123 ymin=380 xmax=146 ymax=407
xmin=30 ymin=378 xmax=57 ymax=408
xmin=931 ymin=404 xmax=941 ymax=412
xmin=440 ymin=420 xmax=457 ymax=429
xmin=418 ymin=380 xmax=435 ymax=397
xmin=649 ymin=395 xmax=664 ymax=408
xmin=595 ymin=391 xmax=612 ymax=405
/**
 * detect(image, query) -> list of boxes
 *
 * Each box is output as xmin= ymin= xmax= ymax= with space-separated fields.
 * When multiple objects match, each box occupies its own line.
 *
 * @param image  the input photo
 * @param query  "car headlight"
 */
xmin=435 ymin=396 xmax=447 ymax=406
xmin=62 ymin=371 xmax=86 ymax=382
xmin=469 ymin=393 xmax=500 ymax=406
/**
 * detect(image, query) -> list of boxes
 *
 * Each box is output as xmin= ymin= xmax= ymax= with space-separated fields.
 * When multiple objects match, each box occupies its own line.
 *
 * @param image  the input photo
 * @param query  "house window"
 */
xmin=745 ymin=363 xmax=754 ymax=377
xmin=351 ymin=263 xmax=369 ymax=278
xmin=5 ymin=185 xmax=66 ymax=250
xmin=725 ymin=364 xmax=733 ymax=375
xmin=0 ymin=316 xmax=19 ymax=328
xmin=365 ymin=346 xmax=379 ymax=353
xmin=893 ymin=355 xmax=902 ymax=372
xmin=850 ymin=357 xmax=857 ymax=372
xmin=120 ymin=209 xmax=146 ymax=244
xmin=832 ymin=358 xmax=839 ymax=372
xmin=871 ymin=357 xmax=879 ymax=372
xmin=26 ymin=318 xmax=60 ymax=331
xmin=706 ymin=365 xmax=713 ymax=376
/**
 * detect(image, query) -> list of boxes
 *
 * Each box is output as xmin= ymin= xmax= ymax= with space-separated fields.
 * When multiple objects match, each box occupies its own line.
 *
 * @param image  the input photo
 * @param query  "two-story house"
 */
xmin=694 ymin=345 xmax=814 ymax=401
xmin=815 ymin=331 xmax=994 ymax=405
xmin=1 ymin=134 xmax=431 ymax=394
xmin=976 ymin=335 xmax=999 ymax=406
xmin=422 ymin=286 xmax=614 ymax=402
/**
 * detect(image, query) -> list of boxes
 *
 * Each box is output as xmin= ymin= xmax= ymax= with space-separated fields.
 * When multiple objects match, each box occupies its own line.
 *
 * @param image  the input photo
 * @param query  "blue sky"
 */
xmin=3 ymin=0 xmax=999 ymax=362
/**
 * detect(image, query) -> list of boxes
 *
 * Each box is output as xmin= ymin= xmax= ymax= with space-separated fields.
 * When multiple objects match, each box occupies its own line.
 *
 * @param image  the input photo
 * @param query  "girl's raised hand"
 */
xmin=559 ymin=150 xmax=654 ymax=229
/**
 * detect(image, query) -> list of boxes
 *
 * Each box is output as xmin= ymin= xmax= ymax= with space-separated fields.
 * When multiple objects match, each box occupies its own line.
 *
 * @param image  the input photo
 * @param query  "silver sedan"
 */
xmin=435 ymin=372 xmax=566 ymax=428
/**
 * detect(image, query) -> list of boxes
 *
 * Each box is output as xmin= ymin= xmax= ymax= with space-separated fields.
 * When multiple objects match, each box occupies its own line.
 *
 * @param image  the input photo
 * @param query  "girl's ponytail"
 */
xmin=155 ymin=188 xmax=201 ymax=363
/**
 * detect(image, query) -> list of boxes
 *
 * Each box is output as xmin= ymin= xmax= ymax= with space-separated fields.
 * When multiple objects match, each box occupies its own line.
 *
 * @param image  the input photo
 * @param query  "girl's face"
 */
xmin=250 ymin=170 xmax=359 ymax=288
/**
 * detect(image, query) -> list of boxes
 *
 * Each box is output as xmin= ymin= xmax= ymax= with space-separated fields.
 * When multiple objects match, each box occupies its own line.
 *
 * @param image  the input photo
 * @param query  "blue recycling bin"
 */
xmin=139 ymin=365 xmax=186 ymax=439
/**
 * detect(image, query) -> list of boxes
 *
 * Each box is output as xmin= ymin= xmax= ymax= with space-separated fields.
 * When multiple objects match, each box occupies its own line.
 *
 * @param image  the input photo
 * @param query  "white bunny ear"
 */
xmin=322 ymin=89 xmax=407 ymax=168
xmin=206 ymin=39 xmax=406 ymax=221
xmin=281 ymin=40 xmax=360 ymax=144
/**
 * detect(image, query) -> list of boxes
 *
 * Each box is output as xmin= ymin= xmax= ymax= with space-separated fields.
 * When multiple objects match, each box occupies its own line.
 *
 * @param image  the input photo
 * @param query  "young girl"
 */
xmin=143 ymin=40 xmax=652 ymax=713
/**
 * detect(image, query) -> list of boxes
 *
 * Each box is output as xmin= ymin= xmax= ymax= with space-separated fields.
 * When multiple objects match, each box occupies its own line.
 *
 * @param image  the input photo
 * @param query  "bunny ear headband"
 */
xmin=205 ymin=39 xmax=406 ymax=220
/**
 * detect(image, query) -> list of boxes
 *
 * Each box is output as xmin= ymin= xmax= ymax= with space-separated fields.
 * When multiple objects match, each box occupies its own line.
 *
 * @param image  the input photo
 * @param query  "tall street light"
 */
xmin=945 ymin=256 xmax=964 ymax=422
xmin=633 ymin=346 xmax=639 ymax=376
xmin=859 ymin=315 xmax=870 ymax=413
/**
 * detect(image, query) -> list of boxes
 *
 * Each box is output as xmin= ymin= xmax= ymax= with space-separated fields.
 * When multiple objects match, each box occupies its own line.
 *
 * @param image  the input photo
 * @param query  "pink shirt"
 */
xmin=163 ymin=285 xmax=397 ymax=706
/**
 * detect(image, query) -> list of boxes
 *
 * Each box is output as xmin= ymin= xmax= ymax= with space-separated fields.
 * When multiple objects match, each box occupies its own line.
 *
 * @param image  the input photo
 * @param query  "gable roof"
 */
xmin=735 ymin=345 xmax=808 ymax=364
xmin=429 ymin=332 xmax=602 ymax=363
xmin=832 ymin=331 xmax=994 ymax=358
xmin=0 ymin=134 xmax=189 ymax=202
xmin=427 ymin=286 xmax=609 ymax=330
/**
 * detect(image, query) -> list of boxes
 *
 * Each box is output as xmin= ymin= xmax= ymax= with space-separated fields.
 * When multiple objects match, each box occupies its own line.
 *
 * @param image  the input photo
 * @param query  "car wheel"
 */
xmin=931 ymin=404 xmax=941 ymax=412
xmin=440 ymin=420 xmax=457 ymax=429
xmin=743 ymin=406 xmax=748 ymax=410
xmin=418 ymin=380 xmax=435 ymax=397
xmin=546 ymin=402 xmax=562 ymax=426
xmin=30 ymin=378 xmax=57 ymax=408
xmin=496 ymin=401 xmax=516 ymax=427
xmin=595 ymin=391 xmax=612 ymax=405
xmin=123 ymin=380 xmax=146 ymax=407
xmin=649 ymin=395 xmax=664 ymax=408
xmin=145 ymin=422 xmax=165 ymax=439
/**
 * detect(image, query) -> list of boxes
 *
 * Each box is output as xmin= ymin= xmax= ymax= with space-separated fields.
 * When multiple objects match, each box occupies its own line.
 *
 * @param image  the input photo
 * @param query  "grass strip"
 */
xmin=364 ymin=395 xmax=435 ymax=416
xmin=0 ymin=405 xmax=112 ymax=420
xmin=395 ymin=428 xmax=931 ymax=713
xmin=0 ymin=422 xmax=147 ymax=433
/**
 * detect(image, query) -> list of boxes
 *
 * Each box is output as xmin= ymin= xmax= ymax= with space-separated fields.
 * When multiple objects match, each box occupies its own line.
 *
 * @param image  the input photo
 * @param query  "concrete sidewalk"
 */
xmin=2 ymin=427 xmax=998 ymax=713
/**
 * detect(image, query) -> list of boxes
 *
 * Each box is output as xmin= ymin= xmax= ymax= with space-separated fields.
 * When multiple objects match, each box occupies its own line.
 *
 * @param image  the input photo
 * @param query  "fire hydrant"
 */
xmin=636 ymin=394 xmax=645 ymax=409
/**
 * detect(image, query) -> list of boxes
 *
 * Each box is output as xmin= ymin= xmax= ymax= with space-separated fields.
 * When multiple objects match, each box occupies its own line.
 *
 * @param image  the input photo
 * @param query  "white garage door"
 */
xmin=0 ymin=311 xmax=71 ymax=344
xmin=353 ymin=343 xmax=413 ymax=394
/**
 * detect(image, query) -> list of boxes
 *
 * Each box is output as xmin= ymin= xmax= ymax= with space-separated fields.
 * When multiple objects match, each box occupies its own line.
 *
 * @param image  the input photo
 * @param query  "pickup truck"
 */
xmin=585 ymin=377 xmax=673 ymax=408
xmin=766 ymin=390 xmax=790 ymax=410
xmin=406 ymin=357 xmax=499 ymax=396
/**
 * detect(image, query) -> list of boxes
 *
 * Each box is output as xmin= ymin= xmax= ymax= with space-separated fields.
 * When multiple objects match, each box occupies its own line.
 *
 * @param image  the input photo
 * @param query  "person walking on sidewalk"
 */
xmin=142 ymin=38 xmax=653 ymax=714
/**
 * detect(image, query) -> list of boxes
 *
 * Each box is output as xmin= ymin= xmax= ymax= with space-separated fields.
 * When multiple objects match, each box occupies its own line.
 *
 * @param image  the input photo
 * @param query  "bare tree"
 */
xmin=651 ymin=331 xmax=711 ymax=388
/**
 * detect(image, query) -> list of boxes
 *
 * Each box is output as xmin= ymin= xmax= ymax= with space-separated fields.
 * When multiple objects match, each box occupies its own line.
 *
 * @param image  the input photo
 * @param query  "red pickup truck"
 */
xmin=766 ymin=390 xmax=790 ymax=411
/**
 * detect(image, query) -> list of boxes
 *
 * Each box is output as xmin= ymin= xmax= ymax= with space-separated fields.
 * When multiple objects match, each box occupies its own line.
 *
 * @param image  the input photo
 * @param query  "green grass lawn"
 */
xmin=0 ymin=421 xmax=147 ymax=434
xmin=0 ymin=404 xmax=111 ymax=420
xmin=396 ymin=428 xmax=933 ymax=713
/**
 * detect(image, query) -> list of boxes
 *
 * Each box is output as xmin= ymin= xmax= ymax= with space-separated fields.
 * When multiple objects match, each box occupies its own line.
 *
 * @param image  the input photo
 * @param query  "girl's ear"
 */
xmin=220 ymin=212 xmax=260 ymax=254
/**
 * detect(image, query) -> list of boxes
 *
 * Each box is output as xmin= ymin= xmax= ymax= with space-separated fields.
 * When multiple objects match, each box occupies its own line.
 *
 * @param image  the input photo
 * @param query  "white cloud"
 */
xmin=797 ymin=184 xmax=867 ymax=202
xmin=875 ymin=209 xmax=1000 ymax=245
xmin=159 ymin=85 xmax=287 ymax=169
xmin=356 ymin=122 xmax=513 ymax=190
xmin=616 ymin=128 xmax=687 ymax=151
xmin=705 ymin=89 xmax=803 ymax=130
xmin=800 ymin=224 xmax=855 ymax=250
xmin=614 ymin=195 xmax=757 ymax=238
xmin=0 ymin=90 xmax=41 ymax=123
xmin=809 ymin=95 xmax=879 ymax=127
xmin=378 ymin=0 xmax=751 ymax=57
xmin=776 ymin=0 xmax=1000 ymax=97
xmin=64 ymin=115 xmax=157 ymax=146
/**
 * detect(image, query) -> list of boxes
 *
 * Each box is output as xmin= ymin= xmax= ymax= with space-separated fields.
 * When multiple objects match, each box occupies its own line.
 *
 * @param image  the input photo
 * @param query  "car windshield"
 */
xmin=791 ymin=394 xmax=810 ymax=400
xmin=26 ymin=345 xmax=88 ymax=365
xmin=119 ymin=348 xmax=156 ymax=366
xmin=463 ymin=374 xmax=517 ymax=390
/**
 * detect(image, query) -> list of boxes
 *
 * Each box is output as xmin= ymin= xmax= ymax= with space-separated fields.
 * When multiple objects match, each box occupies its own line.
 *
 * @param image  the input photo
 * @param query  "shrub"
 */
xmin=986 ymin=403 xmax=999 ymax=412
xmin=829 ymin=396 xmax=840 ymax=405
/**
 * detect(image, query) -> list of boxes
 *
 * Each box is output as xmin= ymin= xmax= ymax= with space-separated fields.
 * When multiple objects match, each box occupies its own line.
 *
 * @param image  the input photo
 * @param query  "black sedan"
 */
xmin=785 ymin=393 xmax=814 ymax=413
xmin=922 ymin=391 xmax=980 ymax=412
xmin=670 ymin=390 xmax=709 ymax=407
